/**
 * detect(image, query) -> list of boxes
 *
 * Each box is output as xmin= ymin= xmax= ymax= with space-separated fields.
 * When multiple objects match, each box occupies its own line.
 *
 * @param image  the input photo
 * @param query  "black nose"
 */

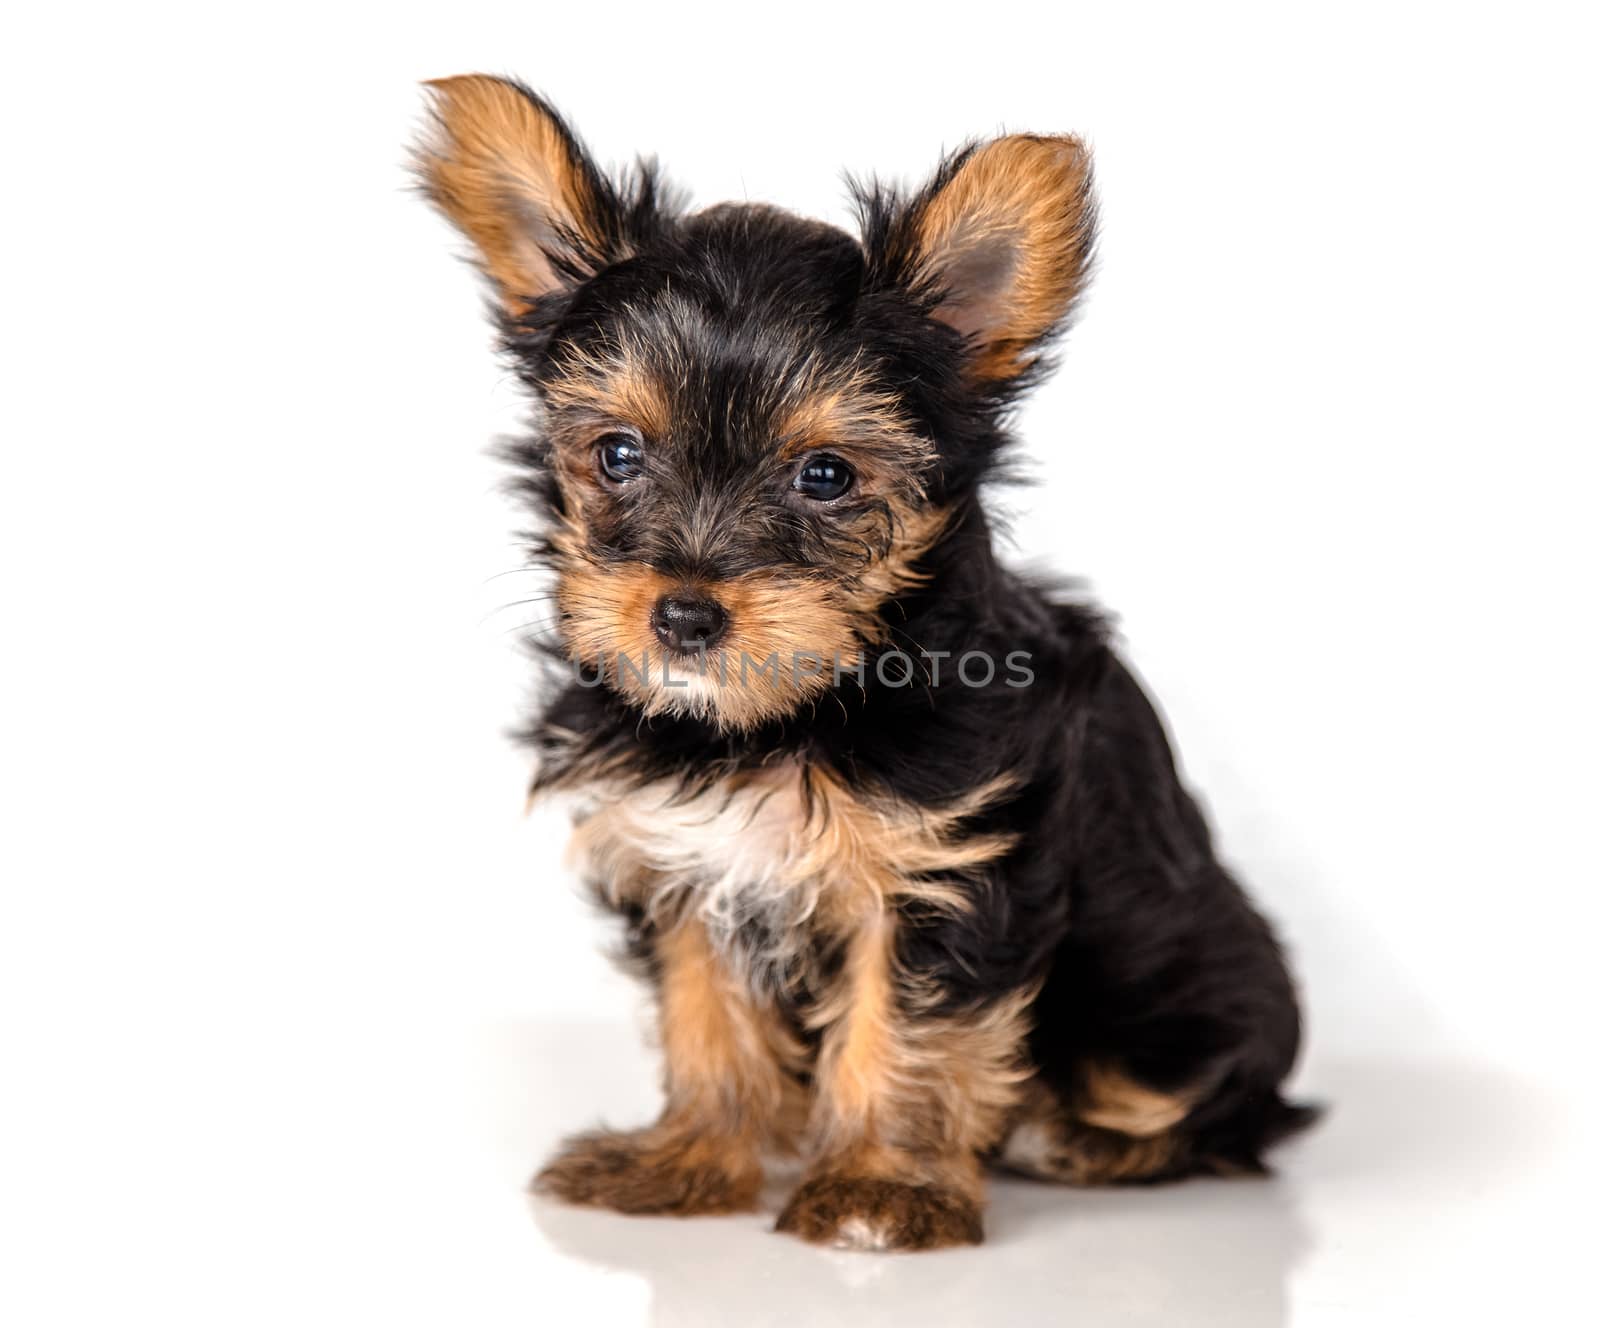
xmin=651 ymin=595 xmax=728 ymax=652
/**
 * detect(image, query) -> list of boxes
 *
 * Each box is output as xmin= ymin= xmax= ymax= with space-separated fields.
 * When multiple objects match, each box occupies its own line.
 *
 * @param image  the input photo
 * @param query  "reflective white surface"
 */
xmin=456 ymin=1021 xmax=1587 ymax=1327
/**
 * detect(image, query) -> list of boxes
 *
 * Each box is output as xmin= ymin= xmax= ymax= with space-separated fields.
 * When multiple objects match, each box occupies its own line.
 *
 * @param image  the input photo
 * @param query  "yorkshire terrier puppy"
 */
xmin=416 ymin=75 xmax=1313 ymax=1251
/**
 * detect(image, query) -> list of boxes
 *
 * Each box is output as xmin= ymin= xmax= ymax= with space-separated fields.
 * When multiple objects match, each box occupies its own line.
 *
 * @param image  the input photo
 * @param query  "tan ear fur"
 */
xmin=913 ymin=135 xmax=1095 ymax=382
xmin=415 ymin=75 xmax=616 ymax=314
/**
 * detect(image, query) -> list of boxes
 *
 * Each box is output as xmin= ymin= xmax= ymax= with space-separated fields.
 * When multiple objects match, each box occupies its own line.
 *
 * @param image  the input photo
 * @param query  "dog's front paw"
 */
xmin=532 ymin=1126 xmax=761 ymax=1216
xmin=775 ymin=1175 xmax=983 ymax=1251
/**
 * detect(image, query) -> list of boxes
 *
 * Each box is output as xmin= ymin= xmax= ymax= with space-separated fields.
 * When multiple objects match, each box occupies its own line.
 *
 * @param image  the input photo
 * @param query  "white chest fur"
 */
xmin=566 ymin=764 xmax=832 ymax=975
xmin=561 ymin=762 xmax=1004 ymax=987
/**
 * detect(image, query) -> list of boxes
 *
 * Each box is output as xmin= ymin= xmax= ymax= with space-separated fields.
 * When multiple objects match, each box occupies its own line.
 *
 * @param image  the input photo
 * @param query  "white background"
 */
xmin=3 ymin=2 xmax=1596 ymax=1324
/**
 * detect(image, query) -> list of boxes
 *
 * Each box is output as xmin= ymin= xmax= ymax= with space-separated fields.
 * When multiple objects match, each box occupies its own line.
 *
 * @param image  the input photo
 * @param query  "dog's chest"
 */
xmin=568 ymin=766 xmax=837 ymax=977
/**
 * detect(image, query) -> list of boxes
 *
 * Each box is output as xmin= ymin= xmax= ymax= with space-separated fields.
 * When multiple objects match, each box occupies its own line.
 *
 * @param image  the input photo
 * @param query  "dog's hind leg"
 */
xmin=996 ymin=1074 xmax=1197 ymax=1184
xmin=997 ymin=1065 xmax=1317 ymax=1184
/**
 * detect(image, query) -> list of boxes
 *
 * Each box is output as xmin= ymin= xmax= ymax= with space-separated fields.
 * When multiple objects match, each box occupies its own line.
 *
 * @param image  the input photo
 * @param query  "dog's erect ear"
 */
xmin=415 ymin=75 xmax=627 ymax=315
xmin=870 ymin=135 xmax=1096 ymax=385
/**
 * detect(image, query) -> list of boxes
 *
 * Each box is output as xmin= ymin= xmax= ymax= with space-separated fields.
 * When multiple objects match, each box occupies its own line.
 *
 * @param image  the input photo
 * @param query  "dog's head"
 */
xmin=416 ymin=76 xmax=1094 ymax=731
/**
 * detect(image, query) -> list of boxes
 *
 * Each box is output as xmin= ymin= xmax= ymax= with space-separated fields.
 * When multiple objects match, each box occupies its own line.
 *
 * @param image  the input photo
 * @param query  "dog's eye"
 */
xmin=793 ymin=455 xmax=853 ymax=501
xmin=597 ymin=434 xmax=645 ymax=484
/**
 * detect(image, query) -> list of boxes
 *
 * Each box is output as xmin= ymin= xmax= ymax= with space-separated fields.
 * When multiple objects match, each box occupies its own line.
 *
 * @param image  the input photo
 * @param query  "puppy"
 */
xmin=415 ymin=75 xmax=1314 ymax=1252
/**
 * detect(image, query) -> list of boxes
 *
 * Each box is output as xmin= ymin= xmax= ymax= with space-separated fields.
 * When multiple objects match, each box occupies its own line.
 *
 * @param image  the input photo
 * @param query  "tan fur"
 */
xmin=563 ymin=762 xmax=1016 ymax=971
xmin=775 ymin=910 xmax=1032 ymax=1246
xmin=654 ymin=918 xmax=810 ymax=1144
xmin=416 ymin=75 xmax=613 ymax=313
xmin=770 ymin=362 xmax=933 ymax=472
xmin=997 ymin=1075 xmax=1193 ymax=1185
xmin=549 ymin=498 xmax=947 ymax=732
xmin=815 ymin=915 xmax=897 ymax=1128
xmin=795 ymin=766 xmax=1017 ymax=924
xmin=534 ymin=1121 xmax=762 ymax=1215
xmin=915 ymin=134 xmax=1095 ymax=382
xmin=832 ymin=501 xmax=949 ymax=638
xmin=614 ymin=767 xmax=1030 ymax=1213
xmin=775 ymin=1172 xmax=984 ymax=1250
xmin=552 ymin=552 xmax=862 ymax=730
xmin=1078 ymin=1062 xmax=1194 ymax=1137
xmin=542 ymin=338 xmax=676 ymax=445
xmin=535 ymin=914 xmax=807 ymax=1213
xmin=806 ymin=915 xmax=1035 ymax=1198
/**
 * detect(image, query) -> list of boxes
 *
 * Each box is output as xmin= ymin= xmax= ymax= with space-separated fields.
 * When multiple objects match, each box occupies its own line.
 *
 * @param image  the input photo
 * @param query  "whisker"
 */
xmin=479 ymin=592 xmax=561 ymax=630
xmin=502 ymin=616 xmax=562 ymax=638
xmin=482 ymin=565 xmax=544 ymax=585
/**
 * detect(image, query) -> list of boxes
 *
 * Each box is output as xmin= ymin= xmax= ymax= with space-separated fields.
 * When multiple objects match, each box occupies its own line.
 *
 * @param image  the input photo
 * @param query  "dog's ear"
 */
xmin=868 ymin=135 xmax=1096 ymax=386
xmin=415 ymin=76 xmax=628 ymax=315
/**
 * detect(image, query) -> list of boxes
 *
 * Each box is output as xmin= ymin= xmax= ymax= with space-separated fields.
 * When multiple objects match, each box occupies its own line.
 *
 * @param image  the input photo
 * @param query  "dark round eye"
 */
xmin=793 ymin=454 xmax=854 ymax=501
xmin=597 ymin=434 xmax=645 ymax=484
